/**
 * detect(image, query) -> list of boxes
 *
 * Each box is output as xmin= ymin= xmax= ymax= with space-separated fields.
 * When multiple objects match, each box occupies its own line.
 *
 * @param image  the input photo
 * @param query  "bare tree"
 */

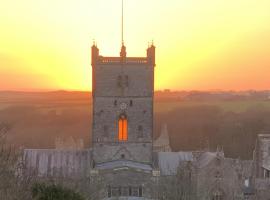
xmin=0 ymin=122 xmax=35 ymax=200
xmin=31 ymin=171 xmax=105 ymax=200
xmin=154 ymin=161 xmax=194 ymax=200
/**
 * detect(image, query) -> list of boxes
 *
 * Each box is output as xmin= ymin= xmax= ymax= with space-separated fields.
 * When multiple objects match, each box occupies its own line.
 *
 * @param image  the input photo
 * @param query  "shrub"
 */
xmin=32 ymin=183 xmax=85 ymax=200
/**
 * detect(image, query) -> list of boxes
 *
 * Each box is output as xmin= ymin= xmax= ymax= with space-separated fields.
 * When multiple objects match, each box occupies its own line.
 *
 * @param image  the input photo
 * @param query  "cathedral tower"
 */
xmin=91 ymin=43 xmax=155 ymax=165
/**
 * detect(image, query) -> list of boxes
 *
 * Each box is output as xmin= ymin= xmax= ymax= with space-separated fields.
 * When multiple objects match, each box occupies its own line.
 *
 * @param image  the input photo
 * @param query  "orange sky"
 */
xmin=0 ymin=0 xmax=270 ymax=91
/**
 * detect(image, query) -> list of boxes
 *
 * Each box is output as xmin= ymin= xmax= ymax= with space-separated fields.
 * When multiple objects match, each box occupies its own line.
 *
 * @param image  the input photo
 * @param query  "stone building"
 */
xmin=23 ymin=43 xmax=270 ymax=200
xmin=91 ymin=42 xmax=156 ymax=199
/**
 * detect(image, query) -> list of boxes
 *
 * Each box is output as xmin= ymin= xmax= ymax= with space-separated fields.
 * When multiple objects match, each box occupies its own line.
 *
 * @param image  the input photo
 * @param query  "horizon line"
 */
xmin=1 ymin=89 xmax=270 ymax=93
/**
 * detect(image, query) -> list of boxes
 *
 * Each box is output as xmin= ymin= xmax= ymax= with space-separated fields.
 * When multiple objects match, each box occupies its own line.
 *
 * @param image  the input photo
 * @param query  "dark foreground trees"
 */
xmin=32 ymin=183 xmax=85 ymax=200
xmin=0 ymin=122 xmax=88 ymax=200
xmin=152 ymin=161 xmax=194 ymax=200
xmin=0 ymin=122 xmax=34 ymax=199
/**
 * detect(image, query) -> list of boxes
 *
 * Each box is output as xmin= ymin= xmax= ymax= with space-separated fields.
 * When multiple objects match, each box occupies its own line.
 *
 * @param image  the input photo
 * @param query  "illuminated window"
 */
xmin=118 ymin=115 xmax=128 ymax=141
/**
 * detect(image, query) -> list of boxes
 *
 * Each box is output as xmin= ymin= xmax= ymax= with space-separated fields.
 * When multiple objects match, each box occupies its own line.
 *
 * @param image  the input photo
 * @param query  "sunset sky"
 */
xmin=1 ymin=0 xmax=270 ymax=91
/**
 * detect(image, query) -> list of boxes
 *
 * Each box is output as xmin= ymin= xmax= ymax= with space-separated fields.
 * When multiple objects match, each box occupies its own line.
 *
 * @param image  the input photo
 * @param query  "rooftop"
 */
xmin=96 ymin=160 xmax=153 ymax=172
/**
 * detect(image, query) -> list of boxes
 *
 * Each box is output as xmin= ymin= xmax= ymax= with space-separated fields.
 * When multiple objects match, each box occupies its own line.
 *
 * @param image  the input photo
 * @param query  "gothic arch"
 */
xmin=209 ymin=187 xmax=226 ymax=200
xmin=118 ymin=114 xmax=128 ymax=141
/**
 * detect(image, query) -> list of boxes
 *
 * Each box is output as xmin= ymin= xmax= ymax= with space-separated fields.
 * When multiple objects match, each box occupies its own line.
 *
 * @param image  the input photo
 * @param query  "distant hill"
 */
xmin=1 ymin=90 xmax=270 ymax=159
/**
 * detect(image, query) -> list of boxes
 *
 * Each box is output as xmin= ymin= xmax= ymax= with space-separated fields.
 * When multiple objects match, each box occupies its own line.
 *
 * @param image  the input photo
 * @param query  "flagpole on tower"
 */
xmin=120 ymin=0 xmax=126 ymax=59
xmin=121 ymin=0 xmax=124 ymax=45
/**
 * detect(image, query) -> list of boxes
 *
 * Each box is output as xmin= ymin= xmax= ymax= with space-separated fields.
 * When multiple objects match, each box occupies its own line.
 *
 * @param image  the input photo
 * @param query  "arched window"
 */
xmin=118 ymin=115 xmax=128 ymax=141
xmin=117 ymin=75 xmax=122 ymax=87
xmin=139 ymin=186 xmax=143 ymax=197
xmin=212 ymin=189 xmax=224 ymax=200
xmin=103 ymin=125 xmax=109 ymax=138
xmin=107 ymin=186 xmax=111 ymax=198
xmin=125 ymin=75 xmax=129 ymax=87
xmin=138 ymin=125 xmax=143 ymax=138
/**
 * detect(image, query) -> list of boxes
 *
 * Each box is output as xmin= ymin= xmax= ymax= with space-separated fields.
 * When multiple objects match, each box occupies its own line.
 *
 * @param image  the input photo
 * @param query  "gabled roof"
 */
xmin=196 ymin=152 xmax=217 ymax=168
xmin=96 ymin=160 xmax=152 ymax=172
xmin=23 ymin=148 xmax=92 ymax=177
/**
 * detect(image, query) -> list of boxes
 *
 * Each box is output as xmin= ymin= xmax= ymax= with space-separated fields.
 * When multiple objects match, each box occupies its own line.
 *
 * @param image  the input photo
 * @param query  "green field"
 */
xmin=1 ymin=91 xmax=270 ymax=114
xmin=2 ymin=100 xmax=270 ymax=114
xmin=154 ymin=100 xmax=270 ymax=113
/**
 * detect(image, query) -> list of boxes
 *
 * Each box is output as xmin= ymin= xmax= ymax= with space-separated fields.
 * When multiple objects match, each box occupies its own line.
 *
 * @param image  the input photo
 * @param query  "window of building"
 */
xmin=36 ymin=154 xmax=40 ymax=171
xmin=98 ymin=110 xmax=104 ymax=116
xmin=114 ymin=100 xmax=117 ymax=106
xmin=111 ymin=187 xmax=120 ymax=197
xmin=264 ymin=169 xmax=270 ymax=178
xmin=139 ymin=186 xmax=143 ymax=197
xmin=244 ymin=178 xmax=250 ymax=187
xmin=138 ymin=125 xmax=143 ymax=138
xmin=117 ymin=75 xmax=122 ymax=87
xmin=212 ymin=194 xmax=223 ymax=200
xmin=107 ymin=186 xmax=143 ymax=198
xmin=212 ymin=190 xmax=223 ymax=200
xmin=119 ymin=187 xmax=122 ymax=196
xmin=122 ymin=187 xmax=129 ymax=196
xmin=103 ymin=125 xmax=109 ymax=138
xmin=47 ymin=154 xmax=52 ymax=175
xmin=214 ymin=171 xmax=222 ymax=179
xmin=238 ymin=173 xmax=242 ymax=180
xmin=125 ymin=75 xmax=129 ymax=87
xmin=216 ymin=157 xmax=221 ymax=166
xmin=107 ymin=186 xmax=111 ymax=198
xmin=132 ymin=187 xmax=139 ymax=197
xmin=130 ymin=100 xmax=133 ymax=107
xmin=118 ymin=115 xmax=128 ymax=141
xmin=129 ymin=186 xmax=132 ymax=196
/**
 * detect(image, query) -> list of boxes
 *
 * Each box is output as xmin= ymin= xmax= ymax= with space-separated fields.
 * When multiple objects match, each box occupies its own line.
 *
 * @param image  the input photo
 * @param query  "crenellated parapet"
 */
xmin=96 ymin=57 xmax=148 ymax=65
xmin=91 ymin=44 xmax=155 ymax=66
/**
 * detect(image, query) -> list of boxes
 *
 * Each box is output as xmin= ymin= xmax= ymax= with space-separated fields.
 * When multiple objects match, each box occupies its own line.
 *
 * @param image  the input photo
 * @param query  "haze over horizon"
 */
xmin=1 ymin=0 xmax=270 ymax=91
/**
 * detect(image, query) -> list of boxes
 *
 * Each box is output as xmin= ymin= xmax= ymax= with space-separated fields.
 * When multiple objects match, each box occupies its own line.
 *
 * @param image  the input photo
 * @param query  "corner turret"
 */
xmin=91 ymin=43 xmax=99 ymax=66
xmin=147 ymin=44 xmax=156 ymax=66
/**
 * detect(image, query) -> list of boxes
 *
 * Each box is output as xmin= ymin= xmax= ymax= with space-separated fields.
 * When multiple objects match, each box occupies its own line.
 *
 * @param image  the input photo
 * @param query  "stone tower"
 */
xmin=254 ymin=134 xmax=270 ymax=178
xmin=91 ymin=43 xmax=155 ymax=165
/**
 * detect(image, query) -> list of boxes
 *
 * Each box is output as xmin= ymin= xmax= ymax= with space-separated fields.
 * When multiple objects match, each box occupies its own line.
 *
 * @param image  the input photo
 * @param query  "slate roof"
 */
xmin=157 ymin=152 xmax=194 ymax=175
xmin=196 ymin=152 xmax=217 ymax=168
xmin=24 ymin=148 xmax=92 ymax=177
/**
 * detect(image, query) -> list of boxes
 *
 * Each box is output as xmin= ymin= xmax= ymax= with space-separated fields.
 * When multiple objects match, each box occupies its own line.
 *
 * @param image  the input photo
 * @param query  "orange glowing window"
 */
xmin=118 ymin=115 xmax=128 ymax=141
